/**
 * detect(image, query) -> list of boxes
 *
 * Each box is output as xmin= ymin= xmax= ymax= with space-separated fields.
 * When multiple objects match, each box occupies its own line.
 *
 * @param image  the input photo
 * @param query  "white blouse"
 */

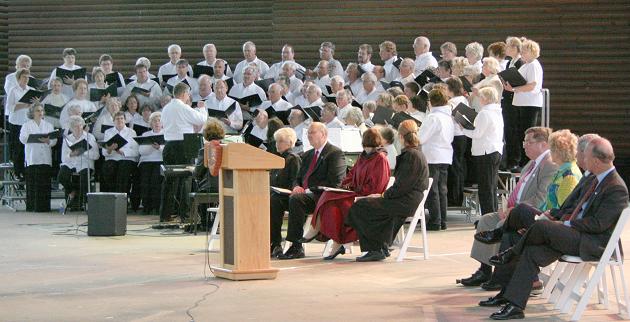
xmin=138 ymin=129 xmax=164 ymax=163
xmin=513 ymin=59 xmax=544 ymax=107
xmin=19 ymin=119 xmax=57 ymax=166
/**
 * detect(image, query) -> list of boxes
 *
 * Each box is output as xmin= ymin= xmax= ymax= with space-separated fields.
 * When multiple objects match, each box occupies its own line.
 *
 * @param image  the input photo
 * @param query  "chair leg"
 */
xmin=611 ymin=262 xmax=630 ymax=318
xmin=598 ymin=269 xmax=609 ymax=308
xmin=555 ymin=263 xmax=588 ymax=311
xmin=570 ymin=263 xmax=608 ymax=321
xmin=396 ymin=217 xmax=418 ymax=262
xmin=420 ymin=213 xmax=429 ymax=260
xmin=542 ymin=261 xmax=566 ymax=300
xmin=549 ymin=262 xmax=575 ymax=303
xmin=208 ymin=207 xmax=220 ymax=251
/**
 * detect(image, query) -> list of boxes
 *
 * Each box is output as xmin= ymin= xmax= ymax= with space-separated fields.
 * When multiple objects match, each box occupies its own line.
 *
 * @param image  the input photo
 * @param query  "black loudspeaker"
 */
xmin=87 ymin=193 xmax=127 ymax=236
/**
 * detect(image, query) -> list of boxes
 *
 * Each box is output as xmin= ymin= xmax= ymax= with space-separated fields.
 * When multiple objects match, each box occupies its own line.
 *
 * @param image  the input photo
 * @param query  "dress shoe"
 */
xmin=270 ymin=244 xmax=284 ymax=258
xmin=481 ymin=280 xmax=503 ymax=291
xmin=278 ymin=244 xmax=305 ymax=260
xmin=427 ymin=224 xmax=441 ymax=231
xmin=323 ymin=245 xmax=346 ymax=260
xmin=298 ymin=227 xmax=319 ymax=243
xmin=479 ymin=295 xmax=508 ymax=307
xmin=382 ymin=247 xmax=391 ymax=258
xmin=530 ymin=280 xmax=543 ymax=296
xmin=457 ymin=270 xmax=490 ymax=286
xmin=440 ymin=223 xmax=447 ymax=230
xmin=475 ymin=228 xmax=503 ymax=244
xmin=490 ymin=303 xmax=524 ymax=320
xmin=489 ymin=248 xmax=516 ymax=266
xmin=356 ymin=250 xmax=386 ymax=262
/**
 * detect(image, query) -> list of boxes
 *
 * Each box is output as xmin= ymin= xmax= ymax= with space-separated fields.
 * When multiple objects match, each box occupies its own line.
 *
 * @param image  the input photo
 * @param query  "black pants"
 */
xmin=25 ymin=164 xmax=52 ymax=212
xmin=502 ymin=221 xmax=580 ymax=309
xmin=502 ymin=98 xmax=521 ymax=168
xmin=285 ymin=192 xmax=319 ymax=243
xmin=7 ymin=123 xmax=25 ymax=178
xmin=270 ymin=193 xmax=289 ymax=245
xmin=427 ymin=163 xmax=449 ymax=227
xmin=129 ymin=164 xmax=141 ymax=210
xmin=58 ymin=166 xmax=91 ymax=207
xmin=139 ymin=161 xmax=163 ymax=213
xmin=101 ymin=159 xmax=136 ymax=194
xmin=474 ymin=152 xmax=501 ymax=215
xmin=448 ymin=135 xmax=467 ymax=206
xmin=516 ymin=106 xmax=541 ymax=167
xmin=160 ymin=141 xmax=192 ymax=221
xmin=346 ymin=197 xmax=406 ymax=252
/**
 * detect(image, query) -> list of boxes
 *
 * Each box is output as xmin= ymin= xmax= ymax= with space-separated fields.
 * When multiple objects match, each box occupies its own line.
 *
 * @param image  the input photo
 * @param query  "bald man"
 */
xmin=233 ymin=41 xmax=269 ymax=84
xmin=486 ymin=137 xmax=629 ymax=320
xmin=197 ymin=43 xmax=233 ymax=77
xmin=260 ymin=83 xmax=292 ymax=112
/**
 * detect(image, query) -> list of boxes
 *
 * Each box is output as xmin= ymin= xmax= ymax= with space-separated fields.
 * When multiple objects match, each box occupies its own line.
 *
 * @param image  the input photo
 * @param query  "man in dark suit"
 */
xmin=277 ymin=122 xmax=346 ymax=259
xmin=487 ymin=137 xmax=629 ymax=319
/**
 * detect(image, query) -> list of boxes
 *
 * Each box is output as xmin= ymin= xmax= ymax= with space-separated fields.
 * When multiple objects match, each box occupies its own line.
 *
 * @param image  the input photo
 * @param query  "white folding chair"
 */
xmin=544 ymin=207 xmax=630 ymax=321
xmin=393 ymin=177 xmax=433 ymax=261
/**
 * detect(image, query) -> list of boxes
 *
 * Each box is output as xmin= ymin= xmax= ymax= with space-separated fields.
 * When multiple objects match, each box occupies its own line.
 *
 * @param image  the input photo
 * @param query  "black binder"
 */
xmin=498 ymin=67 xmax=527 ymax=87
xmin=452 ymin=102 xmax=478 ymax=130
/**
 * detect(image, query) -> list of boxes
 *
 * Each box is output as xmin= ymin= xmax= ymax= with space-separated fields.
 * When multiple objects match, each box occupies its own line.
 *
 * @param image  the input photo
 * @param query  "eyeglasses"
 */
xmin=522 ymin=140 xmax=539 ymax=147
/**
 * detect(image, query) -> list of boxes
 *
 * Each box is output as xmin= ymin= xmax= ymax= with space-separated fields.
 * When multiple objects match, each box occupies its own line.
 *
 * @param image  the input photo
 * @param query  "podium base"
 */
xmin=211 ymin=266 xmax=279 ymax=281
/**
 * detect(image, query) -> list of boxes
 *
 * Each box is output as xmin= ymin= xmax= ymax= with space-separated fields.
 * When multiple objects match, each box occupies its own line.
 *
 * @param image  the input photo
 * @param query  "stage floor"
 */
xmin=0 ymin=207 xmax=628 ymax=321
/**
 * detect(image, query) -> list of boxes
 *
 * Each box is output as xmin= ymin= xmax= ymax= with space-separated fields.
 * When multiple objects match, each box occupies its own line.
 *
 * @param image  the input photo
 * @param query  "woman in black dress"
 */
xmin=346 ymin=119 xmax=430 ymax=262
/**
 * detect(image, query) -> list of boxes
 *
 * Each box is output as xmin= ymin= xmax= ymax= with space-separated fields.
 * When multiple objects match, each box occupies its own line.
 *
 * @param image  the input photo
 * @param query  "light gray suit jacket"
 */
xmin=471 ymin=151 xmax=558 ymax=264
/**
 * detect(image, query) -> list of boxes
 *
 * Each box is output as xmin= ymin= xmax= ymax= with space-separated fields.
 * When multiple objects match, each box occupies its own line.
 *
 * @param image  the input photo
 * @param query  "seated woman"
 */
xmin=269 ymin=127 xmax=301 ymax=258
xmin=58 ymin=115 xmax=99 ymax=209
xmin=19 ymin=104 xmax=57 ymax=212
xmin=192 ymin=119 xmax=226 ymax=224
xmin=138 ymin=112 xmax=164 ymax=215
xmin=302 ymin=128 xmax=391 ymax=260
xmin=101 ymin=112 xmax=139 ymax=194
xmin=346 ymin=120 xmax=430 ymax=262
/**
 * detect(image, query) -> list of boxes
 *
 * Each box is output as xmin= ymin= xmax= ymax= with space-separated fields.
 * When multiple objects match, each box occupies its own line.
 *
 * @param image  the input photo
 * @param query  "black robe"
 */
xmin=346 ymin=146 xmax=430 ymax=251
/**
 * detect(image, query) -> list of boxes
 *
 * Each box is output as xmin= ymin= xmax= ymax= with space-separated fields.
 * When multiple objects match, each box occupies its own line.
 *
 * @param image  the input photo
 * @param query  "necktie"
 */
xmin=507 ymin=164 xmax=535 ymax=208
xmin=302 ymin=150 xmax=319 ymax=188
xmin=562 ymin=177 xmax=598 ymax=221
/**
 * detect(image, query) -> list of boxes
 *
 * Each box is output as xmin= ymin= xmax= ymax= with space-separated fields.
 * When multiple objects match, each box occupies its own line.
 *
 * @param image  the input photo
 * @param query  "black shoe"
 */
xmin=278 ymin=244 xmax=305 ymax=260
xmin=270 ymin=244 xmax=284 ymax=258
xmin=489 ymin=248 xmax=516 ymax=266
xmin=382 ymin=247 xmax=391 ymax=258
xmin=490 ymin=303 xmax=524 ymax=320
xmin=441 ymin=223 xmax=447 ymax=230
xmin=481 ymin=280 xmax=503 ymax=291
xmin=475 ymin=228 xmax=503 ymax=244
xmin=479 ymin=295 xmax=508 ymax=307
xmin=427 ymin=224 xmax=441 ymax=231
xmin=457 ymin=270 xmax=490 ymax=286
xmin=356 ymin=250 xmax=386 ymax=262
xmin=323 ymin=245 xmax=346 ymax=260
xmin=297 ymin=234 xmax=317 ymax=244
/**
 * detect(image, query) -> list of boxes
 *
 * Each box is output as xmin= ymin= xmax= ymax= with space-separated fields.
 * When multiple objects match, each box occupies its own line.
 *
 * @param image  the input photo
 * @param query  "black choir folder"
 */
xmin=452 ymin=103 xmax=477 ymax=130
xmin=131 ymin=86 xmax=152 ymax=95
xmin=44 ymin=104 xmax=64 ymax=119
xmin=193 ymin=64 xmax=214 ymax=78
xmin=254 ymin=78 xmax=275 ymax=92
xmin=56 ymin=67 xmax=86 ymax=80
xmin=68 ymin=139 xmax=89 ymax=155
xmin=27 ymin=129 xmax=62 ymax=143
xmin=161 ymin=74 xmax=176 ymax=83
xmin=372 ymin=106 xmax=394 ymax=125
xmin=133 ymin=124 xmax=151 ymax=136
xmin=101 ymin=134 xmax=128 ymax=149
xmin=414 ymin=70 xmax=441 ymax=87
xmin=207 ymin=102 xmax=236 ymax=119
xmin=380 ymin=80 xmax=404 ymax=91
xmin=27 ymin=77 xmax=47 ymax=90
xmin=83 ymin=106 xmax=105 ymax=124
xmin=391 ymin=112 xmax=421 ymax=129
xmin=19 ymin=89 xmax=50 ymax=103
xmin=89 ymin=83 xmax=117 ymax=102
xmin=498 ymin=67 xmax=527 ymax=87
xmin=264 ymin=106 xmax=290 ymax=125
xmin=134 ymin=134 xmax=165 ymax=145
xmin=229 ymin=94 xmax=263 ymax=108
xmin=105 ymin=73 xmax=123 ymax=88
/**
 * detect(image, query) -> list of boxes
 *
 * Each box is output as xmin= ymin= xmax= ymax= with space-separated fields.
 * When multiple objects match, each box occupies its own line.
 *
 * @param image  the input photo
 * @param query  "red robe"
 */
xmin=311 ymin=151 xmax=390 ymax=243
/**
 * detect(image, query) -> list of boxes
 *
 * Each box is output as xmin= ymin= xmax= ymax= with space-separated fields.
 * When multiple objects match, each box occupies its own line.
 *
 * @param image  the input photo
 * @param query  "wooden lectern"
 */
xmin=211 ymin=143 xmax=285 ymax=280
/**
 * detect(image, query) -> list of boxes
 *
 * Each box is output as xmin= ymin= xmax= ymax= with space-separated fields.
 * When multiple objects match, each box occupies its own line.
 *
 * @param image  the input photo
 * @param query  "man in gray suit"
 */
xmin=457 ymin=127 xmax=558 ymax=287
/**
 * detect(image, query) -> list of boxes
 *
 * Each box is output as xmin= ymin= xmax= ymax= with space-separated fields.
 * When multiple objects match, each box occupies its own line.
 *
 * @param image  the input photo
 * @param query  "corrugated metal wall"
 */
xmin=4 ymin=0 xmax=630 ymax=172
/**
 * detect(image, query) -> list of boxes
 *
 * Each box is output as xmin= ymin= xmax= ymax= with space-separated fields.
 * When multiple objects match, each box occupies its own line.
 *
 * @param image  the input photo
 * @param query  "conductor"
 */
xmin=159 ymin=82 xmax=208 ymax=221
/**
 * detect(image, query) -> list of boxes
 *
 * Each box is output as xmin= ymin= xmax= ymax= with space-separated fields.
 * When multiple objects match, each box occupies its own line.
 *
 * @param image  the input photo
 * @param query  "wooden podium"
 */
xmin=211 ymin=143 xmax=285 ymax=280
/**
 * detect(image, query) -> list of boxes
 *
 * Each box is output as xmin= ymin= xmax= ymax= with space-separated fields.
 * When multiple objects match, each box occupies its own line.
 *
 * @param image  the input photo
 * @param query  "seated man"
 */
xmin=486 ymin=137 xmax=628 ymax=320
xmin=273 ymin=122 xmax=346 ymax=259
xmin=458 ymin=127 xmax=557 ymax=287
